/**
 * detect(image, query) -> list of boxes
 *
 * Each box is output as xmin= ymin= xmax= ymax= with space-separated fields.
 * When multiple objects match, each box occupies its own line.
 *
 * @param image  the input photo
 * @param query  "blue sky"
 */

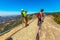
xmin=0 ymin=0 xmax=60 ymax=16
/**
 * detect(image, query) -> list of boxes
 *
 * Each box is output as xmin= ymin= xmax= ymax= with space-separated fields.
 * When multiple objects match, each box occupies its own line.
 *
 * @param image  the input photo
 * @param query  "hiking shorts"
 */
xmin=24 ymin=17 xmax=28 ymax=23
xmin=38 ymin=18 xmax=42 ymax=26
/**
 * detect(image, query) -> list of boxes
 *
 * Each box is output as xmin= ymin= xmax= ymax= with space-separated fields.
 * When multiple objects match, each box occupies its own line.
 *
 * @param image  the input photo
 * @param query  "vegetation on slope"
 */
xmin=0 ymin=14 xmax=33 ymax=36
xmin=46 ymin=12 xmax=60 ymax=24
xmin=53 ymin=13 xmax=60 ymax=24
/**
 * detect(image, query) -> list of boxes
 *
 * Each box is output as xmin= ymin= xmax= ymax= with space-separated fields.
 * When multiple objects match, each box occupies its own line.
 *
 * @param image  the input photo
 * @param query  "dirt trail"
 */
xmin=40 ymin=16 xmax=60 ymax=40
xmin=0 ymin=19 xmax=39 ymax=40
xmin=12 ymin=16 xmax=60 ymax=40
xmin=12 ymin=19 xmax=38 ymax=40
xmin=0 ymin=16 xmax=60 ymax=40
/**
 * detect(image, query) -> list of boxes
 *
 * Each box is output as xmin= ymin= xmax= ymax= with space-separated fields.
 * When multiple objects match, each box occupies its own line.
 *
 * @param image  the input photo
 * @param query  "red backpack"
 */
xmin=37 ymin=13 xmax=41 ymax=18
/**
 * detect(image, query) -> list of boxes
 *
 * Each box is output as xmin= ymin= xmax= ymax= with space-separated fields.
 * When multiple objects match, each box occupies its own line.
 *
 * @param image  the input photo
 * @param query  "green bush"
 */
xmin=53 ymin=13 xmax=60 ymax=24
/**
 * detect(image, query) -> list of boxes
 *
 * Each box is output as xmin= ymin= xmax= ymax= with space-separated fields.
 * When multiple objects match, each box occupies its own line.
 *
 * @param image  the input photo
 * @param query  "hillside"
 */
xmin=46 ymin=12 xmax=60 ymax=24
xmin=0 ymin=14 xmax=33 ymax=36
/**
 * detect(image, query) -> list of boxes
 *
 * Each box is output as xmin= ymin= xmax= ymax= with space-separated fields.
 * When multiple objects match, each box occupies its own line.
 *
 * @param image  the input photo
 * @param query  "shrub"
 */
xmin=53 ymin=13 xmax=60 ymax=24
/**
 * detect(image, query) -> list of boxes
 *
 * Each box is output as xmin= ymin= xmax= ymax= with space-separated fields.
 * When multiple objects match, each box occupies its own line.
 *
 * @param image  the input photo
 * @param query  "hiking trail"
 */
xmin=0 ymin=16 xmax=60 ymax=40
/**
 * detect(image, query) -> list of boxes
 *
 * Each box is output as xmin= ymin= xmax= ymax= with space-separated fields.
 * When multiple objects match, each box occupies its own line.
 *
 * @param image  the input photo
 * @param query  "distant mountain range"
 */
xmin=0 ymin=15 xmax=21 ymax=24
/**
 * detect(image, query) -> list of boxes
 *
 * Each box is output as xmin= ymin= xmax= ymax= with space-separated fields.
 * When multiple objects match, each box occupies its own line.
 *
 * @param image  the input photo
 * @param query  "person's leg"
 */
xmin=26 ymin=19 xmax=27 ymax=26
xmin=25 ymin=17 xmax=28 ymax=27
xmin=26 ymin=18 xmax=29 ymax=26
xmin=22 ymin=17 xmax=25 ymax=27
xmin=40 ymin=18 xmax=42 ymax=26
xmin=24 ymin=18 xmax=26 ymax=27
xmin=42 ymin=17 xmax=44 ymax=22
xmin=39 ymin=18 xmax=42 ymax=29
xmin=24 ymin=18 xmax=25 ymax=26
xmin=38 ymin=19 xmax=39 ymax=26
xmin=25 ymin=18 xmax=27 ymax=27
xmin=26 ymin=17 xmax=28 ymax=25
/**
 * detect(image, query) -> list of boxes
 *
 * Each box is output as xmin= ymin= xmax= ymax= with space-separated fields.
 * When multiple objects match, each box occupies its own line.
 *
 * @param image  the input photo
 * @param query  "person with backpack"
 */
xmin=37 ymin=9 xmax=44 ymax=29
xmin=21 ymin=9 xmax=28 ymax=27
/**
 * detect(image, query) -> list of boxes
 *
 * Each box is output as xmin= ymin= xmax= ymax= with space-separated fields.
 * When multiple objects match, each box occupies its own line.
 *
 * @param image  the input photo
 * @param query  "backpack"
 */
xmin=23 ymin=11 xmax=27 ymax=17
xmin=37 ymin=13 xmax=42 ymax=18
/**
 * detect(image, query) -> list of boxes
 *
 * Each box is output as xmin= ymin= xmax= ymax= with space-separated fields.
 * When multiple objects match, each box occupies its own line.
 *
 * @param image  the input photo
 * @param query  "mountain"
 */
xmin=0 ymin=15 xmax=21 ymax=24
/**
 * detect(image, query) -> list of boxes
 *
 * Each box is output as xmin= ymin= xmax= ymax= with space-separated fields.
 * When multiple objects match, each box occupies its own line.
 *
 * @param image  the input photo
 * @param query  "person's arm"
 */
xmin=40 ymin=12 xmax=42 ymax=18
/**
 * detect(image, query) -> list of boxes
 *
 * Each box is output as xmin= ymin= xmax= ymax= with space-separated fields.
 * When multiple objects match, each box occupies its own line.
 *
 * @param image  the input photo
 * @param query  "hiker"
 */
xmin=37 ymin=9 xmax=44 ymax=29
xmin=21 ymin=9 xmax=28 ymax=27
xmin=42 ymin=13 xmax=45 ymax=22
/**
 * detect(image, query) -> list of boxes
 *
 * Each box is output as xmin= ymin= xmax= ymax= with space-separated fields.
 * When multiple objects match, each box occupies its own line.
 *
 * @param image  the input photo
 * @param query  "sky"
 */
xmin=0 ymin=0 xmax=60 ymax=16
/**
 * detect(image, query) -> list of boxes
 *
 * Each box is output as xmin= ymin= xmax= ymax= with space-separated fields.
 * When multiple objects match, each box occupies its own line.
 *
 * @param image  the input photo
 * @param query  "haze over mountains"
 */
xmin=0 ymin=15 xmax=21 ymax=24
